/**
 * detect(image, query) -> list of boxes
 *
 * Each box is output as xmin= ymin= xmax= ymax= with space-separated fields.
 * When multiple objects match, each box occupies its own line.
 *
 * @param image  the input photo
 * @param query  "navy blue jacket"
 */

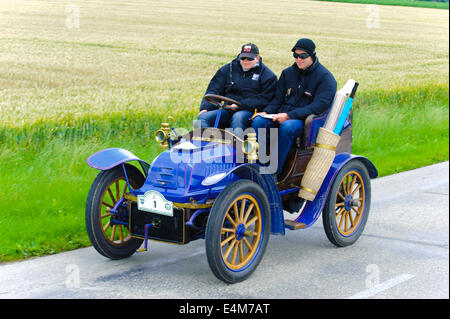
xmin=264 ymin=58 xmax=337 ymax=120
xmin=200 ymin=57 xmax=277 ymax=112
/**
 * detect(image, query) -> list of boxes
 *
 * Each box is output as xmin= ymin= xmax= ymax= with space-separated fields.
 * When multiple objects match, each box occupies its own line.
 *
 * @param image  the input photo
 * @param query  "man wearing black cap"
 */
xmin=252 ymin=38 xmax=337 ymax=175
xmin=196 ymin=43 xmax=277 ymax=133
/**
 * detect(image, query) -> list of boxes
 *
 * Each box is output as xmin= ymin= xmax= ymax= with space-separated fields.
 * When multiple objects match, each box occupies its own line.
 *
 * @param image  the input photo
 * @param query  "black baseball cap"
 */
xmin=239 ymin=43 xmax=259 ymax=59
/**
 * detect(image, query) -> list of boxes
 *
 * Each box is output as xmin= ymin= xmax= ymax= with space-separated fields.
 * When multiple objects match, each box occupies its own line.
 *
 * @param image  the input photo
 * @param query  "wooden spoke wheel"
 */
xmin=220 ymin=194 xmax=263 ymax=271
xmin=334 ymin=170 xmax=366 ymax=236
xmin=323 ymin=160 xmax=371 ymax=247
xmin=86 ymin=164 xmax=145 ymax=259
xmin=100 ymin=176 xmax=134 ymax=246
xmin=206 ymin=180 xmax=270 ymax=283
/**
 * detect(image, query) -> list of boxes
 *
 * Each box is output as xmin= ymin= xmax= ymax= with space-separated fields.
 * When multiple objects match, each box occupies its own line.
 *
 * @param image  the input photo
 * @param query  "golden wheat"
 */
xmin=0 ymin=0 xmax=448 ymax=126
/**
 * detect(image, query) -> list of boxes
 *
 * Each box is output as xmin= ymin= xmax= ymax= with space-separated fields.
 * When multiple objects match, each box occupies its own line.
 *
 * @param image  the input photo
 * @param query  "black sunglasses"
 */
xmin=293 ymin=52 xmax=310 ymax=59
xmin=240 ymin=56 xmax=256 ymax=61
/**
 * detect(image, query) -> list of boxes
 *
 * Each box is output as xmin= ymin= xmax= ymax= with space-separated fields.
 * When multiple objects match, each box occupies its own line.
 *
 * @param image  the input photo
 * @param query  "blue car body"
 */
xmin=87 ymin=128 xmax=377 ymax=236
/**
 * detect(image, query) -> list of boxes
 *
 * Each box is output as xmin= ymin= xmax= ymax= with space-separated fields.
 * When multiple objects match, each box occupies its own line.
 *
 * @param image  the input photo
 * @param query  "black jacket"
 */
xmin=200 ymin=57 xmax=278 ymax=112
xmin=264 ymin=59 xmax=337 ymax=120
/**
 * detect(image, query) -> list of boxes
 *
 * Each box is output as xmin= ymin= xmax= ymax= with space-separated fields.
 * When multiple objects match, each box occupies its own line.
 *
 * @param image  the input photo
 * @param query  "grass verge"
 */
xmin=315 ymin=0 xmax=449 ymax=9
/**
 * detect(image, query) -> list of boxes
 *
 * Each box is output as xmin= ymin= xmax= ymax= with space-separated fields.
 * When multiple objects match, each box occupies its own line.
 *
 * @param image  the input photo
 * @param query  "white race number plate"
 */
xmin=137 ymin=191 xmax=173 ymax=217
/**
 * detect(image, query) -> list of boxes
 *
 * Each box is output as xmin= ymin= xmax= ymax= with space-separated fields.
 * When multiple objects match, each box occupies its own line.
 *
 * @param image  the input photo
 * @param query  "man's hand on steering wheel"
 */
xmin=204 ymin=94 xmax=242 ymax=111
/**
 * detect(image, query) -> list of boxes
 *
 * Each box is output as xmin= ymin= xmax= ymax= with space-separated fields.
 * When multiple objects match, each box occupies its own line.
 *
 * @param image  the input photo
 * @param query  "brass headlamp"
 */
xmin=155 ymin=123 xmax=171 ymax=148
xmin=242 ymin=132 xmax=259 ymax=163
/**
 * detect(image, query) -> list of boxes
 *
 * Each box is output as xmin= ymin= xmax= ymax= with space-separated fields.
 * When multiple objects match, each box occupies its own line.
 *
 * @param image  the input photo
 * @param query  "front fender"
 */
xmin=232 ymin=164 xmax=285 ymax=235
xmin=87 ymin=147 xmax=150 ymax=176
xmin=295 ymin=153 xmax=377 ymax=228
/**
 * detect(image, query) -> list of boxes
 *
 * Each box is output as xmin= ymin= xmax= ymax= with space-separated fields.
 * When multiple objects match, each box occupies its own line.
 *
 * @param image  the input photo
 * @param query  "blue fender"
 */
xmin=86 ymin=147 xmax=150 ymax=176
xmin=231 ymin=164 xmax=285 ymax=235
xmin=294 ymin=153 xmax=377 ymax=228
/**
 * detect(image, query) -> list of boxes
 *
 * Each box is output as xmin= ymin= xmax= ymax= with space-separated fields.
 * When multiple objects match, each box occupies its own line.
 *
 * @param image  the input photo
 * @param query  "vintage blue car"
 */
xmin=85 ymin=85 xmax=377 ymax=283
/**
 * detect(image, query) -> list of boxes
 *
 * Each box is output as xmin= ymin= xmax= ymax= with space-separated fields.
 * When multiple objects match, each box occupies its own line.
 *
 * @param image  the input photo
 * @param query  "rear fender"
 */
xmin=295 ymin=153 xmax=377 ymax=228
xmin=86 ymin=147 xmax=150 ymax=177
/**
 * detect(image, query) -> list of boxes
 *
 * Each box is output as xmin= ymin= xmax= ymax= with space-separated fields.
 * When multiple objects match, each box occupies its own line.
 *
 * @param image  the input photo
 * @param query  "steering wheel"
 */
xmin=204 ymin=94 xmax=242 ymax=109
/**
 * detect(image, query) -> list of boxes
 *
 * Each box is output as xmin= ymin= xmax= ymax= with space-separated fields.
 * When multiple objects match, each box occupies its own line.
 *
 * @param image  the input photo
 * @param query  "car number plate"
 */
xmin=137 ymin=191 xmax=173 ymax=217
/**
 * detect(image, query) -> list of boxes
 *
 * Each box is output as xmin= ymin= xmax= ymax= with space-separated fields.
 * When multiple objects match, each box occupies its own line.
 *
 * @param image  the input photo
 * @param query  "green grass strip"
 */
xmin=315 ymin=0 xmax=449 ymax=9
xmin=0 ymin=84 xmax=448 ymax=262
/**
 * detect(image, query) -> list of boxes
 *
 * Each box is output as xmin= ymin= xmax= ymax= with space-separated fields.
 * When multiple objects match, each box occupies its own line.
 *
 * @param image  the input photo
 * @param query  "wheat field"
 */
xmin=0 ymin=0 xmax=448 ymax=126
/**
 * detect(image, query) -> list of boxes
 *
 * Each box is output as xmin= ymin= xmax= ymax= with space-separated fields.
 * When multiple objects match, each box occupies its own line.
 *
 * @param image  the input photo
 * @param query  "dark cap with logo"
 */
xmin=292 ymin=38 xmax=316 ymax=57
xmin=239 ymin=43 xmax=259 ymax=59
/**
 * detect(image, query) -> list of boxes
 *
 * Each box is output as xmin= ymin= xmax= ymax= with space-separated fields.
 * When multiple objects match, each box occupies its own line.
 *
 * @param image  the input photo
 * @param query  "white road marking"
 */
xmin=347 ymin=274 xmax=415 ymax=299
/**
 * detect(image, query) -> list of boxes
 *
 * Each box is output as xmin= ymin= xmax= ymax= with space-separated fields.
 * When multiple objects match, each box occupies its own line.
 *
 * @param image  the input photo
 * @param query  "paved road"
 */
xmin=0 ymin=162 xmax=448 ymax=299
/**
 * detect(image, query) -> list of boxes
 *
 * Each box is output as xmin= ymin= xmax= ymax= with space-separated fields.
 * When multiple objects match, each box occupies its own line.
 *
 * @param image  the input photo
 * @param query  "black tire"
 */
xmin=205 ymin=179 xmax=271 ymax=283
xmin=323 ymin=160 xmax=371 ymax=247
xmin=86 ymin=164 xmax=145 ymax=259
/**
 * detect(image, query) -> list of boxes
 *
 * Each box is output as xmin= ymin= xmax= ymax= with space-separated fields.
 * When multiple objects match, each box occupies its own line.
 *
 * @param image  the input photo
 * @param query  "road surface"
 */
xmin=0 ymin=161 xmax=448 ymax=299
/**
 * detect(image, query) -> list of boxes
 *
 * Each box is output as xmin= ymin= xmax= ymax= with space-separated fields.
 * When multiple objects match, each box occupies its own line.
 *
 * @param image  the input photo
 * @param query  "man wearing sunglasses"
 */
xmin=252 ymin=38 xmax=337 ymax=176
xmin=196 ymin=43 xmax=277 ymax=133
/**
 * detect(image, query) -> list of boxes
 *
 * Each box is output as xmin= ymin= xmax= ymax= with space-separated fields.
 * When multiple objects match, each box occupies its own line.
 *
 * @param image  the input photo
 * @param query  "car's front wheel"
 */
xmin=205 ymin=179 xmax=271 ymax=283
xmin=85 ymin=164 xmax=145 ymax=259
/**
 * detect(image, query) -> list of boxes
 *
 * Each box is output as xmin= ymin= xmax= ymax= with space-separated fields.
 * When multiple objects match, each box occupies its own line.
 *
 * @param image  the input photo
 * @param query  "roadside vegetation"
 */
xmin=316 ymin=0 xmax=449 ymax=9
xmin=0 ymin=0 xmax=448 ymax=261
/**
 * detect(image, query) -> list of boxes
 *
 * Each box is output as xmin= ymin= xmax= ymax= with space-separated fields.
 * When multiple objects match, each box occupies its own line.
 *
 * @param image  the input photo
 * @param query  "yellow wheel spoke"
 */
xmin=119 ymin=225 xmax=124 ymax=243
xmin=221 ymin=234 xmax=234 ymax=247
xmin=225 ymin=212 xmax=236 ymax=228
xmin=243 ymin=237 xmax=252 ymax=250
xmin=338 ymin=212 xmax=345 ymax=229
xmin=344 ymin=212 xmax=348 ymax=232
xmin=231 ymin=242 xmax=239 ymax=264
xmin=110 ymin=225 xmax=117 ymax=241
xmin=239 ymin=198 xmax=246 ymax=221
xmin=102 ymin=201 xmax=113 ymax=208
xmin=242 ymin=203 xmax=254 ymax=224
xmin=335 ymin=207 xmax=345 ymax=217
xmin=352 ymin=184 xmax=362 ymax=196
xmin=348 ymin=210 xmax=354 ymax=227
xmin=239 ymin=241 xmax=244 ymax=263
xmin=351 ymin=206 xmax=361 ymax=216
xmin=245 ymin=216 xmax=258 ymax=228
xmin=233 ymin=202 xmax=240 ymax=223
xmin=223 ymin=239 xmax=237 ymax=259
xmin=244 ymin=230 xmax=258 ymax=237
xmin=221 ymin=228 xmax=235 ymax=234
xmin=349 ymin=176 xmax=357 ymax=195
xmin=107 ymin=187 xmax=116 ymax=204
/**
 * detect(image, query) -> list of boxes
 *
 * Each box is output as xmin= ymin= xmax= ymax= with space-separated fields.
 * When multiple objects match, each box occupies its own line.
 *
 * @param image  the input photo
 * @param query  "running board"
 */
xmin=284 ymin=220 xmax=306 ymax=230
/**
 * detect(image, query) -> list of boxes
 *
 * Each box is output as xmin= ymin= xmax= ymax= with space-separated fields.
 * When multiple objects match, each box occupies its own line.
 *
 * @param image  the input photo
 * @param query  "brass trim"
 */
xmin=314 ymin=143 xmax=336 ymax=151
xmin=300 ymin=186 xmax=318 ymax=195
xmin=173 ymin=202 xmax=213 ymax=209
xmin=191 ymin=136 xmax=232 ymax=144
xmin=124 ymin=193 xmax=137 ymax=201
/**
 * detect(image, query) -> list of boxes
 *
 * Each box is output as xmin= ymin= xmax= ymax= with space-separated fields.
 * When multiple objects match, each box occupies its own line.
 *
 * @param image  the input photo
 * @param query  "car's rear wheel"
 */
xmin=322 ymin=160 xmax=371 ymax=247
xmin=205 ymin=179 xmax=270 ymax=283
